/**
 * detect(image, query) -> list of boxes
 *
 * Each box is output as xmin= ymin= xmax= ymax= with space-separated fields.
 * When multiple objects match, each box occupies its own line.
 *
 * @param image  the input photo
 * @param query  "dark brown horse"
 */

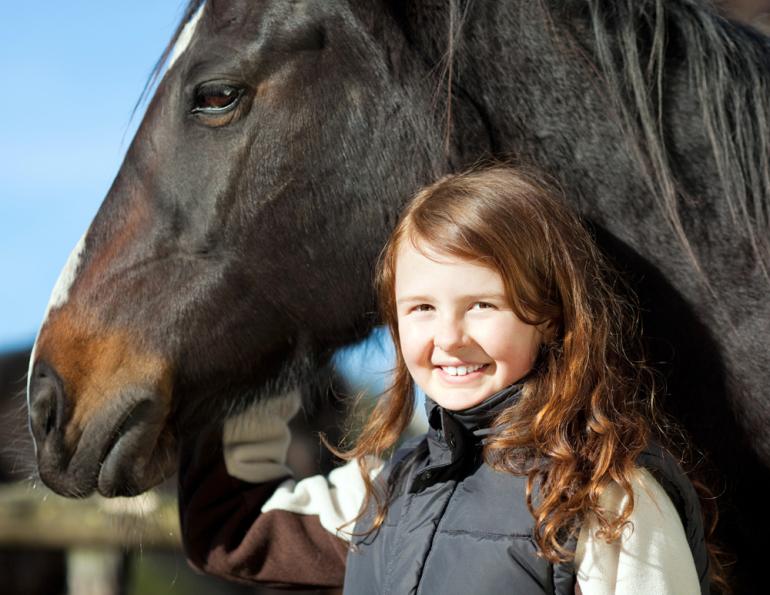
xmin=27 ymin=1 xmax=770 ymax=590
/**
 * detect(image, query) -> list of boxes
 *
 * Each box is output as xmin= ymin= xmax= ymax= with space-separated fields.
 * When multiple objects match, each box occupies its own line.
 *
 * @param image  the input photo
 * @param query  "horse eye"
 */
xmin=191 ymin=83 xmax=244 ymax=114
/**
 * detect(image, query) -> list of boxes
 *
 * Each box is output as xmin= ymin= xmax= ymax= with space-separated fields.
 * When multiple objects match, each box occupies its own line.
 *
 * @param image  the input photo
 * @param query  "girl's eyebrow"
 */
xmin=396 ymin=295 xmax=434 ymax=305
xmin=465 ymin=293 xmax=508 ymax=301
xmin=396 ymin=293 xmax=508 ymax=305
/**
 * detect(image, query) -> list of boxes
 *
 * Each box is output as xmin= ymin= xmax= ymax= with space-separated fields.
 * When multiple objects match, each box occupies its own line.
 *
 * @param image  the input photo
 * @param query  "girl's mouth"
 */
xmin=437 ymin=363 xmax=489 ymax=378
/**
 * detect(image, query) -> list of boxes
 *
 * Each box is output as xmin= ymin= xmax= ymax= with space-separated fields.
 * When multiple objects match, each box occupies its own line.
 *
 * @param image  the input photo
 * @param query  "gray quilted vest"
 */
xmin=343 ymin=385 xmax=710 ymax=594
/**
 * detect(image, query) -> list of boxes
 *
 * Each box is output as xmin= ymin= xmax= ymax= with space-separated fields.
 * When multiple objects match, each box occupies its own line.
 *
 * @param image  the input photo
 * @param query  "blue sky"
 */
xmin=0 ymin=2 xmax=184 ymax=350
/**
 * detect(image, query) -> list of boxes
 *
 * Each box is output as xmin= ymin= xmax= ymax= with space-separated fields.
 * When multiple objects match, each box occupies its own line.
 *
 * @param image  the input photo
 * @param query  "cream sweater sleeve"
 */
xmin=575 ymin=468 xmax=701 ymax=595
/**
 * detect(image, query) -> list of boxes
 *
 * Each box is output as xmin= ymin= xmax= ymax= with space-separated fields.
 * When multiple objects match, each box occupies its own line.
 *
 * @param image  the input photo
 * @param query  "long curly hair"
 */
xmin=337 ymin=164 xmax=723 ymax=582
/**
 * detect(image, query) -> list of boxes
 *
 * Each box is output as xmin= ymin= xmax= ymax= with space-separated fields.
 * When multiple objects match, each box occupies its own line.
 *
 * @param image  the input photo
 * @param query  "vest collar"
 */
xmin=410 ymin=383 xmax=523 ymax=492
xmin=426 ymin=382 xmax=524 ymax=435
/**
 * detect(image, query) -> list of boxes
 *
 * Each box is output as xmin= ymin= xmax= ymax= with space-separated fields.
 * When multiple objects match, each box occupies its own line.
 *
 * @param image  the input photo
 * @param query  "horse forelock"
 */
xmin=580 ymin=0 xmax=770 ymax=282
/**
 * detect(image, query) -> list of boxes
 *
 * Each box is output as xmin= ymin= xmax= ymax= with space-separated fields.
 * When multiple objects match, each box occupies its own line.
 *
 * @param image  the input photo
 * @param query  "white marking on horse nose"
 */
xmin=27 ymin=232 xmax=87 ymax=411
xmin=47 ymin=232 xmax=87 ymax=314
xmin=167 ymin=2 xmax=206 ymax=70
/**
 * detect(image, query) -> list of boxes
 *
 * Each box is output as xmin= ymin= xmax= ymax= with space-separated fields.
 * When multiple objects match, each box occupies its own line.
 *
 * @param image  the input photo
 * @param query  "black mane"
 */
xmin=578 ymin=0 xmax=770 ymax=279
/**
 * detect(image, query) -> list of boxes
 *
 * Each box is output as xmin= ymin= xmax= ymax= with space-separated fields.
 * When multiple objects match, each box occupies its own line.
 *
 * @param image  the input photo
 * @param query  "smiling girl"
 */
xmin=179 ymin=166 xmax=719 ymax=594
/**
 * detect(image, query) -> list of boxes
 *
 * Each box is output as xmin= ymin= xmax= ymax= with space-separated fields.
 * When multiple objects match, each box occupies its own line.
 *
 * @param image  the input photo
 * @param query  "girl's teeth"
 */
xmin=443 ymin=364 xmax=484 ymax=376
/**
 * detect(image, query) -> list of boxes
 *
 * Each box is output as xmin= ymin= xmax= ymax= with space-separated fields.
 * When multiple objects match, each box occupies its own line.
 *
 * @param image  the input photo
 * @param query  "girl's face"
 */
xmin=394 ymin=240 xmax=543 ymax=411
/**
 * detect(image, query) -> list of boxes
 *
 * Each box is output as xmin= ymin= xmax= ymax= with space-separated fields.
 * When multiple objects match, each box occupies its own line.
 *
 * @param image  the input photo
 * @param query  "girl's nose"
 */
xmin=434 ymin=316 xmax=466 ymax=352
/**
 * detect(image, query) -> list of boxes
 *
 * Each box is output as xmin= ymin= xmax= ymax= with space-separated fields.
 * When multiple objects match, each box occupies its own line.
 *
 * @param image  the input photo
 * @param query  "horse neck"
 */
xmin=445 ymin=2 xmax=637 ymax=212
xmin=403 ymin=1 xmax=627 ymax=199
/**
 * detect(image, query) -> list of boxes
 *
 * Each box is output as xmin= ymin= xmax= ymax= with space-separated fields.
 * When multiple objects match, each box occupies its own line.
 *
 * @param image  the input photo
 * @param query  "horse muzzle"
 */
xmin=28 ymin=360 xmax=176 ymax=497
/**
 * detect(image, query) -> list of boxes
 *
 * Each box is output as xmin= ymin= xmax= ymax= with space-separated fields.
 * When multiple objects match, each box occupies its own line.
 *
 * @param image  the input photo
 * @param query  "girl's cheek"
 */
xmin=476 ymin=319 xmax=512 ymax=348
xmin=400 ymin=322 xmax=435 ymax=368
xmin=482 ymin=318 xmax=539 ymax=357
xmin=398 ymin=323 xmax=421 ymax=357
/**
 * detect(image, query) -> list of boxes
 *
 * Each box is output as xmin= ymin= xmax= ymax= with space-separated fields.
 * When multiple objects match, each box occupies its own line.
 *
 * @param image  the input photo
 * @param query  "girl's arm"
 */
xmin=574 ymin=468 xmax=701 ymax=595
xmin=178 ymin=392 xmax=377 ymax=589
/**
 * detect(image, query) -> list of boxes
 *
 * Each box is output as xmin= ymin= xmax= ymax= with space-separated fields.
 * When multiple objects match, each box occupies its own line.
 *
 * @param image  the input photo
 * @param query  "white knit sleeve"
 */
xmin=575 ymin=468 xmax=700 ymax=595
xmin=222 ymin=391 xmax=302 ymax=482
xmin=262 ymin=457 xmax=384 ymax=541
xmin=221 ymin=391 xmax=384 ymax=541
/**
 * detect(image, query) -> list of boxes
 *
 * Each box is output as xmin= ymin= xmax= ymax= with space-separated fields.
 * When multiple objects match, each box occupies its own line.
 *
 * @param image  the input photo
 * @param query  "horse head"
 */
xmin=27 ymin=0 xmax=445 ymax=497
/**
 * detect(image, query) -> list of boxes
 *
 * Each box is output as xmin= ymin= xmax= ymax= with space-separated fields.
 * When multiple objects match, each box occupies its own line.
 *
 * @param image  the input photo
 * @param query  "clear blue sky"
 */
xmin=0 ymin=2 xmax=184 ymax=350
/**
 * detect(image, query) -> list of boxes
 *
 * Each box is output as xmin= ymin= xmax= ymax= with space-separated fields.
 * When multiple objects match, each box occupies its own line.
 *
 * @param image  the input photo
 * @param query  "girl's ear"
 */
xmin=537 ymin=319 xmax=558 ymax=345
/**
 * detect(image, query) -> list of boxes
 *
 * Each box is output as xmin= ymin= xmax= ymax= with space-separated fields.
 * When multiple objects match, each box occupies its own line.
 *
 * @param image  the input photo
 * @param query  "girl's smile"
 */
xmin=436 ymin=362 xmax=489 ymax=379
xmin=395 ymin=240 xmax=543 ymax=411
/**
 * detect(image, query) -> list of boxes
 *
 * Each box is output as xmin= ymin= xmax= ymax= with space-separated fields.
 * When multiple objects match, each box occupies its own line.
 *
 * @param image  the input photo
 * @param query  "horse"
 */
xmin=26 ymin=0 xmax=770 ymax=590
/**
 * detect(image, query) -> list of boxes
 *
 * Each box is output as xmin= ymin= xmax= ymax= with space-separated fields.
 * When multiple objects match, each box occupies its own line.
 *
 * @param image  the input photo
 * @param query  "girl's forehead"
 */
xmin=402 ymin=237 xmax=452 ymax=263
xmin=397 ymin=235 xmax=486 ymax=266
xmin=394 ymin=239 xmax=505 ymax=292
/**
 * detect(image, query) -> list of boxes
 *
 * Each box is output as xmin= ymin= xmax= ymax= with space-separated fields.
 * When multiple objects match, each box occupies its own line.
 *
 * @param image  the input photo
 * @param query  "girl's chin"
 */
xmin=431 ymin=387 xmax=493 ymax=411
xmin=434 ymin=395 xmax=489 ymax=411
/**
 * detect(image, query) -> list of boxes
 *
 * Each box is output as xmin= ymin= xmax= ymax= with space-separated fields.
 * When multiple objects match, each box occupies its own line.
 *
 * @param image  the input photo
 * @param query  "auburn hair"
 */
xmin=335 ymin=164 xmax=726 ymax=586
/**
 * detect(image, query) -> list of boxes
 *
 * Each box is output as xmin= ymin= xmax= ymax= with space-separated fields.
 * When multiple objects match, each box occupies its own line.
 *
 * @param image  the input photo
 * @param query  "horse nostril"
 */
xmin=28 ymin=362 xmax=67 ymax=446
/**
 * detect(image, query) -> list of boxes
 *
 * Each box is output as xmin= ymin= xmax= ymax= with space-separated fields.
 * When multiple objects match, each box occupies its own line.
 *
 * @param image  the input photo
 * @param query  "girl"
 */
xmin=179 ymin=166 xmax=717 ymax=594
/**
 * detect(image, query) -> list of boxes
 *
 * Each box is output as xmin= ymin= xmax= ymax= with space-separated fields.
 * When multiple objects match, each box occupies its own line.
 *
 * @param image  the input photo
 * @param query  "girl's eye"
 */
xmin=471 ymin=302 xmax=495 ymax=310
xmin=191 ymin=83 xmax=244 ymax=114
xmin=413 ymin=304 xmax=434 ymax=312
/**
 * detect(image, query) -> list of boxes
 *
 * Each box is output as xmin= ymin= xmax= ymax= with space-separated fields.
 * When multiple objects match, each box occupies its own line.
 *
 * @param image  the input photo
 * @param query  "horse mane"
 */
xmin=580 ymin=0 xmax=770 ymax=280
